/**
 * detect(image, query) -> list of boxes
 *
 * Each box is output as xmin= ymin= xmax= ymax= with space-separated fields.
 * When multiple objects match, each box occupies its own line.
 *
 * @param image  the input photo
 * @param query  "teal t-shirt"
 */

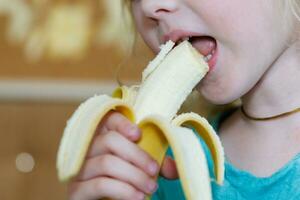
xmin=151 ymin=109 xmax=300 ymax=200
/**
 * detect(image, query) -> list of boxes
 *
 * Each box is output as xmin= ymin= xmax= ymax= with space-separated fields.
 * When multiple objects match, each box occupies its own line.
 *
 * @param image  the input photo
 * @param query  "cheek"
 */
xmin=193 ymin=2 xmax=290 ymax=104
xmin=131 ymin=4 xmax=161 ymax=53
xmin=188 ymin=0 xmax=249 ymax=35
xmin=197 ymin=49 xmax=266 ymax=105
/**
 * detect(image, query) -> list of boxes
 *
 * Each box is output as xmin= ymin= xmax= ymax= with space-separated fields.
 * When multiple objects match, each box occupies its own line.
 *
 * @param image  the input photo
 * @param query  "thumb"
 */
xmin=159 ymin=156 xmax=179 ymax=179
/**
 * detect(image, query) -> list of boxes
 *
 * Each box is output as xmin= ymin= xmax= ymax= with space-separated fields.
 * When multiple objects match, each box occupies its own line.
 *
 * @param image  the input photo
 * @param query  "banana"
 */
xmin=56 ymin=40 xmax=225 ymax=200
xmin=141 ymin=40 xmax=175 ymax=82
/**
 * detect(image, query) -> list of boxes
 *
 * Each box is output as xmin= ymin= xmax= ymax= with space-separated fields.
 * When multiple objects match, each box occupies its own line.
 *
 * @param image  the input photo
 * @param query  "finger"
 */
xmin=94 ymin=113 xmax=109 ymax=136
xmin=77 ymin=154 xmax=158 ymax=194
xmin=86 ymin=131 xmax=159 ymax=177
xmin=160 ymin=156 xmax=179 ymax=179
xmin=99 ymin=111 xmax=141 ymax=141
xmin=68 ymin=177 xmax=145 ymax=200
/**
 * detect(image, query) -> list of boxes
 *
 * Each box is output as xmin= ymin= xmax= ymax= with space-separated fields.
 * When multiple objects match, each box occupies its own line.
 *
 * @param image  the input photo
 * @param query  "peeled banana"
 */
xmin=56 ymin=40 xmax=224 ymax=200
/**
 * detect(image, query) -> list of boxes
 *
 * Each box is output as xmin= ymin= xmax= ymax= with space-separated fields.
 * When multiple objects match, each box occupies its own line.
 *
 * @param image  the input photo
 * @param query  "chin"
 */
xmin=197 ymin=86 xmax=240 ymax=105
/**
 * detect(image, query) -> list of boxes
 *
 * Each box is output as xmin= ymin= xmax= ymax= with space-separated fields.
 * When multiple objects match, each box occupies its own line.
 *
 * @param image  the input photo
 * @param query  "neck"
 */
xmin=242 ymin=42 xmax=300 ymax=120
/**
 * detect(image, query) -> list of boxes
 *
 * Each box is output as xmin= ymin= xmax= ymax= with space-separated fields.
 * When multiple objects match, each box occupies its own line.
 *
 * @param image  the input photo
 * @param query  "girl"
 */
xmin=68 ymin=0 xmax=300 ymax=199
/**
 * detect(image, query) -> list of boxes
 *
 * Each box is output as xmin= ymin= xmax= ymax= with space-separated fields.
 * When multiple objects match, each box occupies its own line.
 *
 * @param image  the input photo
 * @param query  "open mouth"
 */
xmin=174 ymin=36 xmax=217 ymax=69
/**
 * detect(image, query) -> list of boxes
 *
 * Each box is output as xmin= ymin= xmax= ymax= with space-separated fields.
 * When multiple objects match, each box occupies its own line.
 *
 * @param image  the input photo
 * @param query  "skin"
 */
xmin=68 ymin=0 xmax=300 ymax=199
xmin=132 ymin=0 xmax=300 ymax=176
xmin=68 ymin=111 xmax=178 ymax=200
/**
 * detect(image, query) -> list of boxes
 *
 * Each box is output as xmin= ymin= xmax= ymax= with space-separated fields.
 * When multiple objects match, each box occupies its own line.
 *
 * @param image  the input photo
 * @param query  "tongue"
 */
xmin=190 ymin=36 xmax=216 ymax=56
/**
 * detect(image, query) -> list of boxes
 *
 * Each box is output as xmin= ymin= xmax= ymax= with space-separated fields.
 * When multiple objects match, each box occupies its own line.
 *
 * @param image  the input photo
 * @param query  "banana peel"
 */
xmin=56 ymin=41 xmax=224 ymax=200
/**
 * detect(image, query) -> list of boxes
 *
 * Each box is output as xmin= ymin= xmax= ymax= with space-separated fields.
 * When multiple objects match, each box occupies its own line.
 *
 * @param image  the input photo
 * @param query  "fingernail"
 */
xmin=129 ymin=126 xmax=140 ymax=137
xmin=148 ymin=162 xmax=158 ymax=175
xmin=147 ymin=180 xmax=158 ymax=193
xmin=136 ymin=192 xmax=145 ymax=200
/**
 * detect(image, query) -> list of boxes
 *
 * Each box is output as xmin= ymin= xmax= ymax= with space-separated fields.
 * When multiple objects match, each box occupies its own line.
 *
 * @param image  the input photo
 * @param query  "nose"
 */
xmin=141 ymin=0 xmax=179 ymax=19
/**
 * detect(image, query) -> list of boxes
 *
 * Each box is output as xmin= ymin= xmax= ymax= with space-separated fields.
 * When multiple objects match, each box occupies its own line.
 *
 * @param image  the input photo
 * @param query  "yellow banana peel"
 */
xmin=57 ymin=40 xmax=224 ymax=200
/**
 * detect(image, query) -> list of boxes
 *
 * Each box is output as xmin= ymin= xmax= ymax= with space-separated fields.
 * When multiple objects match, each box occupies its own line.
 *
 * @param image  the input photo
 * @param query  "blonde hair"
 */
xmin=286 ymin=0 xmax=300 ymax=45
xmin=288 ymin=0 xmax=300 ymax=20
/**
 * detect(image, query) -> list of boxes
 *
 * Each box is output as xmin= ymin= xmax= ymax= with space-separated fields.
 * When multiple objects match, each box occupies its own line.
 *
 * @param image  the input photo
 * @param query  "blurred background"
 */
xmin=0 ymin=0 xmax=216 ymax=199
xmin=0 ymin=0 xmax=153 ymax=199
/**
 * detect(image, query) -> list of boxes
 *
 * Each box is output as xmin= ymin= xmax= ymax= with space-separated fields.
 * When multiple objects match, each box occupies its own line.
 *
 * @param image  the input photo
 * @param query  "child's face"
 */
xmin=131 ymin=0 xmax=296 ymax=104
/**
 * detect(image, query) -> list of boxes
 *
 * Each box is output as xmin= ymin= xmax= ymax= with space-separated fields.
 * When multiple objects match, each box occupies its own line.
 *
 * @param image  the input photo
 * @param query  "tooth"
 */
xmin=182 ymin=36 xmax=190 ymax=41
xmin=204 ymin=56 xmax=208 ymax=62
xmin=204 ymin=54 xmax=212 ymax=62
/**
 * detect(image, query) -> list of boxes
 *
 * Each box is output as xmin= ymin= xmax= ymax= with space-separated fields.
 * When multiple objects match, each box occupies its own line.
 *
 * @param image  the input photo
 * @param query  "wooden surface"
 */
xmin=0 ymin=16 xmax=153 ymax=81
xmin=0 ymin=9 xmax=153 ymax=199
xmin=0 ymin=5 xmax=137 ymax=198
xmin=0 ymin=102 xmax=79 ymax=200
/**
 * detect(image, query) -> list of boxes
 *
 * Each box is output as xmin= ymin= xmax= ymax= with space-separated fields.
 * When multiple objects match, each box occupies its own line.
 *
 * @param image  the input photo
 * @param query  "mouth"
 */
xmin=163 ymin=31 xmax=218 ymax=70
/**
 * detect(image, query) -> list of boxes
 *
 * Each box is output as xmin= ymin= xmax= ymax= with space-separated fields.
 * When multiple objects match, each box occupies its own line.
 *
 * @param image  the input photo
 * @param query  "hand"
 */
xmin=67 ymin=111 xmax=178 ymax=200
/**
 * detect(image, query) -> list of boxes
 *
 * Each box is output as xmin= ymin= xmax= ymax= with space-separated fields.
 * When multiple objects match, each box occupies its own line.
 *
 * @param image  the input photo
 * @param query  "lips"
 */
xmin=163 ymin=30 xmax=217 ymax=70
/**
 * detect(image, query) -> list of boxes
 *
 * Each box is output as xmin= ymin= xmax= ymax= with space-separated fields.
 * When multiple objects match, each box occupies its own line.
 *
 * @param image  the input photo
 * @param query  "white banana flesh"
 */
xmin=142 ymin=40 xmax=175 ymax=82
xmin=56 ymin=40 xmax=225 ymax=200
xmin=134 ymin=41 xmax=208 ymax=122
